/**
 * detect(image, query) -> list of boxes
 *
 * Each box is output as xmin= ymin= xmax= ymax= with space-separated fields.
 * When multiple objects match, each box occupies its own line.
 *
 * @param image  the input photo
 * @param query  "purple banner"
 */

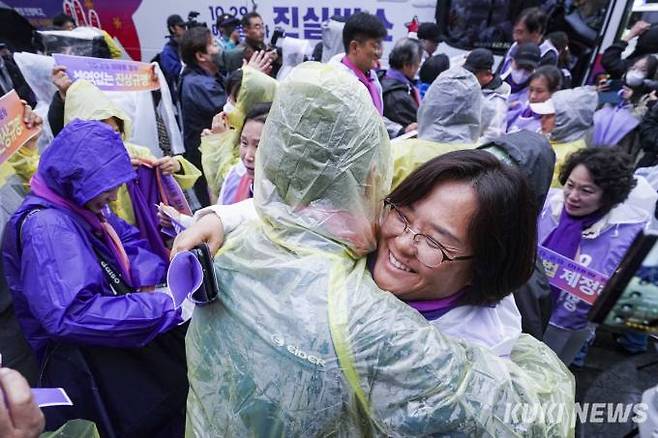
xmin=32 ymin=388 xmax=73 ymax=407
xmin=53 ymin=54 xmax=159 ymax=92
xmin=538 ymin=245 xmax=609 ymax=305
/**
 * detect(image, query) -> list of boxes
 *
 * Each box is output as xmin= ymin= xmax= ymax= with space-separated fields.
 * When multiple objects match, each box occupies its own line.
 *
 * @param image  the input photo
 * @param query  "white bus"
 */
xmin=433 ymin=0 xmax=657 ymax=85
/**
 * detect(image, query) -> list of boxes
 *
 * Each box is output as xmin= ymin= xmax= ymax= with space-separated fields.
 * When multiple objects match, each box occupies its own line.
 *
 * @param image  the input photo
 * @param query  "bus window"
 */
xmin=435 ymin=0 xmax=541 ymax=54
xmin=435 ymin=0 xmax=617 ymax=85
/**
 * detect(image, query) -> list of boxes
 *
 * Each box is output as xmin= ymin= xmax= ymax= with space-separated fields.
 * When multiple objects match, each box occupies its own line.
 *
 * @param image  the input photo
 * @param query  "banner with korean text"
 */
xmin=53 ymin=53 xmax=159 ymax=92
xmin=0 ymin=90 xmax=41 ymax=165
xmin=538 ymin=245 xmax=610 ymax=305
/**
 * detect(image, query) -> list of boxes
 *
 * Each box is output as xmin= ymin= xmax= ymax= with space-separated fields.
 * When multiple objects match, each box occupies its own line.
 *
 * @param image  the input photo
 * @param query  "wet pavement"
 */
xmin=573 ymin=328 xmax=658 ymax=437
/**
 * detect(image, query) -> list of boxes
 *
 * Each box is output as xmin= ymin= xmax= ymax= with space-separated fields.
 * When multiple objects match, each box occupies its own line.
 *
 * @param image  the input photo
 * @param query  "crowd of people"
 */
xmin=1 ymin=4 xmax=658 ymax=437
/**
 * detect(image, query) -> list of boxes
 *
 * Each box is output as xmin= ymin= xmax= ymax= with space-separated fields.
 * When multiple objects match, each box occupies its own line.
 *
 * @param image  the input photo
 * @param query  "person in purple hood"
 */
xmin=1 ymin=119 xmax=188 ymax=437
xmin=540 ymin=148 xmax=650 ymax=366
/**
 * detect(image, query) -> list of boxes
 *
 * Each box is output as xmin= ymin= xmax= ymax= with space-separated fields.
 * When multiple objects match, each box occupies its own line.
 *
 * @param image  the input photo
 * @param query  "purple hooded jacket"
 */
xmin=538 ymin=189 xmax=647 ymax=330
xmin=2 ymin=120 xmax=181 ymax=360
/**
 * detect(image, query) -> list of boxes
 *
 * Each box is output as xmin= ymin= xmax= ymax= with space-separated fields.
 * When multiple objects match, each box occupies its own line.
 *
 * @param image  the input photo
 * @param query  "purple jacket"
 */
xmin=2 ymin=120 xmax=181 ymax=360
xmin=538 ymin=189 xmax=647 ymax=330
xmin=506 ymin=88 xmax=530 ymax=128
xmin=508 ymin=104 xmax=541 ymax=134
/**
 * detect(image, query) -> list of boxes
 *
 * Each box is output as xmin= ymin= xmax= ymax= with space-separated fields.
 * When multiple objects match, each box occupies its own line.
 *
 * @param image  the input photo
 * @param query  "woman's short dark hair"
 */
xmin=516 ymin=7 xmax=547 ymax=35
xmin=53 ymin=13 xmax=75 ymax=28
xmin=387 ymin=149 xmax=537 ymax=306
xmin=559 ymin=148 xmax=637 ymax=212
xmin=226 ymin=69 xmax=243 ymax=101
xmin=342 ymin=12 xmax=387 ymax=53
xmin=180 ymin=27 xmax=211 ymax=67
xmin=244 ymin=102 xmax=271 ymax=125
xmin=530 ymin=65 xmax=563 ymax=92
xmin=241 ymin=12 xmax=262 ymax=28
xmin=389 ymin=38 xmax=423 ymax=70
xmin=419 ymin=54 xmax=450 ymax=84
xmin=547 ymin=31 xmax=568 ymax=52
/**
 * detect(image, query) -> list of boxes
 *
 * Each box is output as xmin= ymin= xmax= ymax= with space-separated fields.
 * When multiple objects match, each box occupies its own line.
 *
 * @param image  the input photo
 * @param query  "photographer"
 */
xmin=216 ymin=13 xmax=240 ymax=51
xmin=236 ymin=12 xmax=280 ymax=77
xmin=160 ymin=14 xmax=186 ymax=96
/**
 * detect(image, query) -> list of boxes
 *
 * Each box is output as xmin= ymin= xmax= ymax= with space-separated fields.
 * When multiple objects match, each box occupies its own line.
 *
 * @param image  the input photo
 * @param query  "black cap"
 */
xmin=464 ymin=48 xmax=494 ymax=72
xmin=417 ymin=22 xmax=441 ymax=43
xmin=217 ymin=13 xmax=240 ymax=29
xmin=419 ymin=53 xmax=450 ymax=83
xmin=167 ymin=14 xmax=185 ymax=28
xmin=512 ymin=43 xmax=541 ymax=69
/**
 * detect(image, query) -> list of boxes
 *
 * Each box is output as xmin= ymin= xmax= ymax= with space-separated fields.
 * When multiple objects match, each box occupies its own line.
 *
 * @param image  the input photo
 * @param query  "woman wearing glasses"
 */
xmin=179 ymin=149 xmax=538 ymax=358
xmin=371 ymin=152 xmax=534 ymax=357
xmin=180 ymin=63 xmax=572 ymax=437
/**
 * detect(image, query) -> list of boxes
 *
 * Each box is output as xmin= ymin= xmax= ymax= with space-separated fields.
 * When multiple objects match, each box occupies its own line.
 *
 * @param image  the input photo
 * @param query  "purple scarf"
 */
xmin=542 ymin=207 xmax=607 ymax=301
xmin=30 ymin=173 xmax=134 ymax=285
xmin=366 ymin=254 xmax=466 ymax=321
xmin=406 ymin=288 xmax=467 ymax=321
xmin=342 ymin=56 xmax=383 ymax=115
xmin=125 ymin=166 xmax=171 ymax=263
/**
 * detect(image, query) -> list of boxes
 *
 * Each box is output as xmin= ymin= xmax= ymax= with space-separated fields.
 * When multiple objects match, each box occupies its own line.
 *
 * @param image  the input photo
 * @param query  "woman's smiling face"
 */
xmin=372 ymin=180 xmax=477 ymax=301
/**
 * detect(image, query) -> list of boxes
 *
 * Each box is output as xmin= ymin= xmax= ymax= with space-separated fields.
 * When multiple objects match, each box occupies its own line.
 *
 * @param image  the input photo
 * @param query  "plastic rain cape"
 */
xmin=200 ymin=66 xmax=278 ymax=198
xmin=389 ymin=66 xmax=481 ymax=188
xmin=186 ymin=62 xmax=574 ymax=437
xmin=391 ymin=138 xmax=478 ymax=189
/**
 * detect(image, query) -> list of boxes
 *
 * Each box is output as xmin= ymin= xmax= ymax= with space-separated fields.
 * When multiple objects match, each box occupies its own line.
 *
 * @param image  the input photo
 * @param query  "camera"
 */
xmin=186 ymin=11 xmax=207 ymax=29
xmin=271 ymin=27 xmax=285 ymax=48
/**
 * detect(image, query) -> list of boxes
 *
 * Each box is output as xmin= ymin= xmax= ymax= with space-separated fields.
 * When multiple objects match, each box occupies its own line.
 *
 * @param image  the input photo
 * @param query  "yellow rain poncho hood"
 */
xmin=186 ymin=62 xmax=574 ymax=437
xmin=61 ymin=80 xmax=200 ymax=223
xmin=200 ymin=66 xmax=278 ymax=198
xmin=64 ymin=79 xmax=133 ymax=139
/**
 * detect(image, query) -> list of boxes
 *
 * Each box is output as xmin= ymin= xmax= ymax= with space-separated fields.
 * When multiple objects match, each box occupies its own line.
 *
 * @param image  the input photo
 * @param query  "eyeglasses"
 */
xmin=383 ymin=199 xmax=474 ymax=268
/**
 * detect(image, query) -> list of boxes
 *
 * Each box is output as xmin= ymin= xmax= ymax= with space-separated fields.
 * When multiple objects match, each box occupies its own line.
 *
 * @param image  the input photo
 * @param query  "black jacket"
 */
xmin=1 ymin=55 xmax=36 ymax=108
xmin=637 ymin=102 xmax=658 ymax=167
xmin=601 ymin=40 xmax=634 ymax=79
xmin=48 ymin=91 xmax=65 ymax=137
xmin=381 ymin=76 xmax=419 ymax=129
xmin=479 ymin=131 xmax=557 ymax=340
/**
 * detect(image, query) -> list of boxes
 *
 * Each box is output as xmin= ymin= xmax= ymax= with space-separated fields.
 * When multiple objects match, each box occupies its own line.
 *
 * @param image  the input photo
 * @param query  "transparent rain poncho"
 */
xmin=391 ymin=66 xmax=482 ymax=188
xmin=185 ymin=62 xmax=574 ymax=437
xmin=199 ymin=66 xmax=278 ymax=198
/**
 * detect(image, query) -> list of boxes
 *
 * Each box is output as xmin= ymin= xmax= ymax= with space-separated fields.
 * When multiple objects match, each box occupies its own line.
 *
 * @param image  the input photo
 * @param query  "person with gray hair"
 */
xmin=381 ymin=37 xmax=424 ymax=135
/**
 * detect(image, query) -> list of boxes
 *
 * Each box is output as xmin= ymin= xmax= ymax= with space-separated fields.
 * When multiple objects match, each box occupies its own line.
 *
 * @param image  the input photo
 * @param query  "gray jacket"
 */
xmin=418 ymin=66 xmax=482 ymax=143
xmin=551 ymin=87 xmax=598 ymax=143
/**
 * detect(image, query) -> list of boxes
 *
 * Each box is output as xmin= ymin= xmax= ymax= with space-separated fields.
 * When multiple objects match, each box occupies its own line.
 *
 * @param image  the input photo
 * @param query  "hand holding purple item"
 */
xmin=167 ymin=251 xmax=204 ymax=308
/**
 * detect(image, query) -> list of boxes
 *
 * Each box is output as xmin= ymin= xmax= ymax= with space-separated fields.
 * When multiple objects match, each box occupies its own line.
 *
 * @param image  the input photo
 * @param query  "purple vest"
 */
xmin=538 ymin=199 xmax=645 ymax=329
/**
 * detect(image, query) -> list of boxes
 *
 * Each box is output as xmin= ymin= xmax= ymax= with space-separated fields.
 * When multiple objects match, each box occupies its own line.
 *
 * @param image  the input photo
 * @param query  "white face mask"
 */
xmin=626 ymin=70 xmax=646 ymax=88
xmin=223 ymin=100 xmax=236 ymax=114
xmin=511 ymin=68 xmax=531 ymax=85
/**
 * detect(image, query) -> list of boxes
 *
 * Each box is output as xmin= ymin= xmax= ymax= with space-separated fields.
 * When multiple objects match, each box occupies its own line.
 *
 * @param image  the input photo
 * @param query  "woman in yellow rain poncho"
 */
xmin=62 ymin=79 xmax=200 ymax=224
xmin=199 ymin=65 xmax=277 ymax=200
xmin=185 ymin=62 xmax=574 ymax=437
xmin=391 ymin=65 xmax=483 ymax=188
